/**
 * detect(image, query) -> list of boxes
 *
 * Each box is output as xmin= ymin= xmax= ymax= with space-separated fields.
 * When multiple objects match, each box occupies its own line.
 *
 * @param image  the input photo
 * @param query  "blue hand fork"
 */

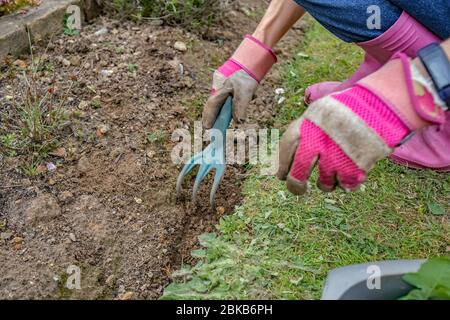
xmin=176 ymin=97 xmax=233 ymax=206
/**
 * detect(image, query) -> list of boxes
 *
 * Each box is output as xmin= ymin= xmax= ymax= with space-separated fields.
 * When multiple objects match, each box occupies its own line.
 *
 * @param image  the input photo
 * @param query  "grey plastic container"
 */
xmin=321 ymin=260 xmax=425 ymax=300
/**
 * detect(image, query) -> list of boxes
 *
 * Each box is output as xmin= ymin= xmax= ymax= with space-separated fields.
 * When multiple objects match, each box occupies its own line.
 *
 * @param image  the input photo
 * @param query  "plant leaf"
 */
xmin=191 ymin=249 xmax=206 ymax=258
xmin=198 ymin=233 xmax=217 ymax=247
xmin=427 ymin=203 xmax=446 ymax=216
xmin=401 ymin=257 xmax=450 ymax=300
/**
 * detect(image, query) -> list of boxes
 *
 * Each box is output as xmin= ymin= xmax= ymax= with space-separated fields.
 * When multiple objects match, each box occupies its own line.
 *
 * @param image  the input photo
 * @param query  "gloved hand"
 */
xmin=202 ymin=35 xmax=277 ymax=129
xmin=277 ymin=53 xmax=446 ymax=195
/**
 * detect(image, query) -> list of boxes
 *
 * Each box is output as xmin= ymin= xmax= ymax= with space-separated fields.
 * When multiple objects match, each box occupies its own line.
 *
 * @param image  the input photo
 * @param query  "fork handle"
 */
xmin=212 ymin=96 xmax=233 ymax=135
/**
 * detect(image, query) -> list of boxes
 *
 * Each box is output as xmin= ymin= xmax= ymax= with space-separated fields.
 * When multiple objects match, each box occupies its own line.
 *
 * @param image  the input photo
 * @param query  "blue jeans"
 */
xmin=293 ymin=0 xmax=449 ymax=42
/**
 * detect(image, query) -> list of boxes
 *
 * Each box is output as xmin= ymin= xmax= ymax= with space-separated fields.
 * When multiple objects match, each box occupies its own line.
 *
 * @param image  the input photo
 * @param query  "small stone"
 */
xmin=0 ymin=232 xmax=13 ymax=241
xmin=61 ymin=58 xmax=71 ymax=67
xmin=25 ymin=194 xmax=61 ymax=224
xmin=134 ymin=197 xmax=143 ymax=204
xmin=120 ymin=291 xmax=134 ymax=300
xmin=95 ymin=27 xmax=108 ymax=36
xmin=13 ymin=237 xmax=24 ymax=244
xmin=58 ymin=191 xmax=74 ymax=202
xmin=100 ymin=69 xmax=114 ymax=77
xmin=77 ymin=156 xmax=90 ymax=173
xmin=36 ymin=164 xmax=47 ymax=174
xmin=174 ymin=41 xmax=187 ymax=52
xmin=50 ymin=147 xmax=66 ymax=158
xmin=96 ymin=124 xmax=110 ymax=137
xmin=13 ymin=59 xmax=27 ymax=69
xmin=69 ymin=233 xmax=76 ymax=242
xmin=69 ymin=55 xmax=81 ymax=67
xmin=105 ymin=275 xmax=115 ymax=286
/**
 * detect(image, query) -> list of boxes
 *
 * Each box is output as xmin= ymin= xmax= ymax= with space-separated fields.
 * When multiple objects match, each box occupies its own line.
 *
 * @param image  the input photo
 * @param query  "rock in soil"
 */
xmin=25 ymin=194 xmax=61 ymax=225
xmin=174 ymin=41 xmax=187 ymax=52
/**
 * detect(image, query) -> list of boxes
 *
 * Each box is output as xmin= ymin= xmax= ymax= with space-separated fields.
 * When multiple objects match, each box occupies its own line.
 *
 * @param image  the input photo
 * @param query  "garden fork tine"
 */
xmin=192 ymin=154 xmax=215 ymax=200
xmin=176 ymin=96 xmax=233 ymax=206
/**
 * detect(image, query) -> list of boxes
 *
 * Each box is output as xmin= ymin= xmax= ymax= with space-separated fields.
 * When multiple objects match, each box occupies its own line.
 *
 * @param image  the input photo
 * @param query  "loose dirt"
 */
xmin=0 ymin=0 xmax=305 ymax=299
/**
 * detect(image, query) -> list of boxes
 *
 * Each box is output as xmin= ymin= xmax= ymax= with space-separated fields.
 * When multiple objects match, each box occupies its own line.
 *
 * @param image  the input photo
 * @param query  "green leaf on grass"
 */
xmin=401 ymin=257 xmax=450 ymax=300
xmin=198 ymin=233 xmax=217 ymax=247
xmin=191 ymin=249 xmax=207 ymax=258
xmin=325 ymin=204 xmax=342 ymax=212
xmin=160 ymin=282 xmax=198 ymax=300
xmin=427 ymin=203 xmax=446 ymax=216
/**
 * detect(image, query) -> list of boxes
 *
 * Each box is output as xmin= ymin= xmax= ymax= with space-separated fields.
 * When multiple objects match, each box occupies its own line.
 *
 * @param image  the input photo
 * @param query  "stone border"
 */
xmin=0 ymin=0 xmax=100 ymax=63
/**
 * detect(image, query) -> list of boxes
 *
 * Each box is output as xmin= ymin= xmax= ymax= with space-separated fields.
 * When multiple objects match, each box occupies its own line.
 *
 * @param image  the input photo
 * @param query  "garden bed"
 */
xmin=0 ymin=0 xmax=41 ymax=16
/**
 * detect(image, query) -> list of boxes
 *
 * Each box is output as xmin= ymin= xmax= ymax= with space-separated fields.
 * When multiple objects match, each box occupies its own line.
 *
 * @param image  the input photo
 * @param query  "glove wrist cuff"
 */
xmin=231 ymin=35 xmax=277 ymax=82
xmin=359 ymin=53 xmax=446 ymax=132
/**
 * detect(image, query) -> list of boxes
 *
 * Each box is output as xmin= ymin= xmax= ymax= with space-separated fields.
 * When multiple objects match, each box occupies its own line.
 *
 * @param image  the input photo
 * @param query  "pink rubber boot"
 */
xmin=305 ymin=53 xmax=381 ymax=104
xmin=304 ymin=11 xmax=440 ymax=104
xmin=390 ymin=113 xmax=450 ymax=171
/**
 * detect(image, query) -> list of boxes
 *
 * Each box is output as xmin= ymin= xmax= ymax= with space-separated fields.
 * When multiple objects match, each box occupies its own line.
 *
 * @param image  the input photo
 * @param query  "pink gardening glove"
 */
xmin=202 ymin=35 xmax=277 ymax=129
xmin=277 ymin=52 xmax=446 ymax=194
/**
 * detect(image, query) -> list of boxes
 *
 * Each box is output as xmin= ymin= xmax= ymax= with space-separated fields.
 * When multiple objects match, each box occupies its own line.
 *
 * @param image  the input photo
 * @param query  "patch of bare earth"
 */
xmin=0 ymin=0 xmax=305 ymax=299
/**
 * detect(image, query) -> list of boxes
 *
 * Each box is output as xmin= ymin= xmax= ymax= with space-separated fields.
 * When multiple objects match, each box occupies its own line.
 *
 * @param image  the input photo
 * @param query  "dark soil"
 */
xmin=0 ymin=0 xmax=305 ymax=299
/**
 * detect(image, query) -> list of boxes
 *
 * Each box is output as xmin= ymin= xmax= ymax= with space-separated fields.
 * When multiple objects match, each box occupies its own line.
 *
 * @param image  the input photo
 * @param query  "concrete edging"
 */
xmin=0 ymin=0 xmax=98 ymax=63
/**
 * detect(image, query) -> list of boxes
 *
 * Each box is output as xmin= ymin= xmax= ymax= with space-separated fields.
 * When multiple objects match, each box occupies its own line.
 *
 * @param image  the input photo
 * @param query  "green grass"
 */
xmin=0 ymin=91 xmax=68 ymax=169
xmin=184 ymin=95 xmax=204 ymax=119
xmin=162 ymin=21 xmax=450 ymax=300
xmin=0 ymin=55 xmax=70 ymax=176
xmin=108 ymin=0 xmax=226 ymax=32
xmin=146 ymin=130 xmax=167 ymax=146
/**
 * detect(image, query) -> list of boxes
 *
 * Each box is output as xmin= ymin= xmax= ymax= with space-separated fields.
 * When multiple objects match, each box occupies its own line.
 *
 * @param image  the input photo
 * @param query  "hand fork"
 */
xmin=176 ymin=96 xmax=233 ymax=206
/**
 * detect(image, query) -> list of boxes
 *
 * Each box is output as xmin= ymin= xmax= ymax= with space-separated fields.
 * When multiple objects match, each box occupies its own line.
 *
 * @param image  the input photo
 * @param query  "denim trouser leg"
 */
xmin=293 ymin=0 xmax=402 ymax=42
xmin=388 ymin=0 xmax=450 ymax=39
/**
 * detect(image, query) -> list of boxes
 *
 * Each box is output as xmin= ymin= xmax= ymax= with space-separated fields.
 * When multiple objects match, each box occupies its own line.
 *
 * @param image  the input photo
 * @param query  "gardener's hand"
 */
xmin=277 ymin=54 xmax=445 ymax=195
xmin=202 ymin=35 xmax=277 ymax=128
